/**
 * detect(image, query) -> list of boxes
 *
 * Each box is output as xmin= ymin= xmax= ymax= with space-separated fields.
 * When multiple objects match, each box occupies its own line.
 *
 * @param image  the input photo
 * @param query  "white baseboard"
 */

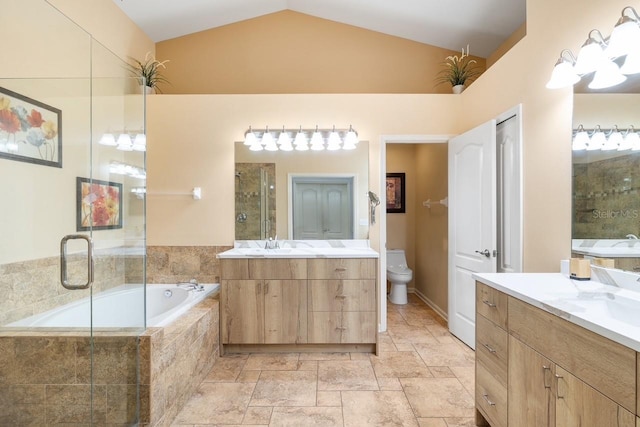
xmin=410 ymin=288 xmax=448 ymax=322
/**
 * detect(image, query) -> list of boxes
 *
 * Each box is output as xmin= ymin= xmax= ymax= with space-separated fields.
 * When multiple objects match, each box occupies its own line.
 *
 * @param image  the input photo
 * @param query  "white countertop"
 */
xmin=217 ymin=240 xmax=379 ymax=259
xmin=473 ymin=272 xmax=640 ymax=352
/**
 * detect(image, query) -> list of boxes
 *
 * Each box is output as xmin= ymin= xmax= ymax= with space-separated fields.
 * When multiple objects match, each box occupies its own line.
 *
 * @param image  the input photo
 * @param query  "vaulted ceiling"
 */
xmin=113 ymin=0 xmax=526 ymax=58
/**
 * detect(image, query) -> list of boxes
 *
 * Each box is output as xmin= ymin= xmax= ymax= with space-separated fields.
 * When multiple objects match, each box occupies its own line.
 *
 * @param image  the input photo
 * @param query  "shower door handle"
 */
xmin=60 ymin=234 xmax=94 ymax=290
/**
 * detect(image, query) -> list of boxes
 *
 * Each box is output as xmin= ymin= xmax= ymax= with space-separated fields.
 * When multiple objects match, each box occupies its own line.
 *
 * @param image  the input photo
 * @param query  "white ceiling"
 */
xmin=113 ymin=0 xmax=526 ymax=58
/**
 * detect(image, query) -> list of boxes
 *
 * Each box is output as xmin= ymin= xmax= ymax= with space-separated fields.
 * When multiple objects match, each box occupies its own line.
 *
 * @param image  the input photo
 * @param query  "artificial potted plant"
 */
xmin=436 ymin=45 xmax=481 ymax=94
xmin=128 ymin=52 xmax=170 ymax=94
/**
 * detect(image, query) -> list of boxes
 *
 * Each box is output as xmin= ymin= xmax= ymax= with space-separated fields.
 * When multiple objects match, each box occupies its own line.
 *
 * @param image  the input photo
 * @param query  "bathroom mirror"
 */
xmin=234 ymin=141 xmax=370 ymax=240
xmin=572 ymin=85 xmax=640 ymax=271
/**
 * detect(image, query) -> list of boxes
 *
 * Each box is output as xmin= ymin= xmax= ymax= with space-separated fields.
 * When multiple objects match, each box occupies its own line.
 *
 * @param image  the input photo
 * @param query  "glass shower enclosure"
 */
xmin=0 ymin=1 xmax=146 ymax=424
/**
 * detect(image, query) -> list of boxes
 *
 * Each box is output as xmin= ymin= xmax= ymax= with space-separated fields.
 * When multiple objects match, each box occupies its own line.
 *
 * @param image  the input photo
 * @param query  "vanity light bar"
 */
xmin=244 ymin=126 xmax=359 ymax=151
xmin=99 ymin=130 xmax=146 ymax=152
xmin=572 ymin=124 xmax=640 ymax=151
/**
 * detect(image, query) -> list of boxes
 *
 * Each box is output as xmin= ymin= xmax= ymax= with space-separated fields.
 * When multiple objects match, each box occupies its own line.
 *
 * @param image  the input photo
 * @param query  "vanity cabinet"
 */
xmin=220 ymin=257 xmax=377 ymax=351
xmin=555 ymin=366 xmax=634 ymax=427
xmin=308 ymin=258 xmax=377 ymax=344
xmin=221 ymin=259 xmax=308 ymax=345
xmin=475 ymin=283 xmax=508 ymax=427
xmin=476 ymin=280 xmax=639 ymax=427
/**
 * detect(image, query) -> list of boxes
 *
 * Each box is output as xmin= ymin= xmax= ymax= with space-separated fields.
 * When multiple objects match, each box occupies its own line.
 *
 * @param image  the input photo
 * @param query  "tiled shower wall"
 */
xmin=146 ymin=246 xmax=232 ymax=284
xmin=235 ymin=163 xmax=276 ymax=240
xmin=573 ymin=153 xmax=640 ymax=239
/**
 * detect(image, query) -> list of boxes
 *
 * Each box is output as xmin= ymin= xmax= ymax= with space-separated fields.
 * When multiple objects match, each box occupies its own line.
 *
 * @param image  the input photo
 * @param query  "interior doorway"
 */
xmin=380 ymin=135 xmax=453 ymax=332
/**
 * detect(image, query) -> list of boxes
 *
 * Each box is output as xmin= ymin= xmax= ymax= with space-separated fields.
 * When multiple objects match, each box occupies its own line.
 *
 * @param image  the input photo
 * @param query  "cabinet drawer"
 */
xmin=476 ymin=314 xmax=508 ymax=387
xmin=476 ymin=361 xmax=507 ymax=427
xmin=308 ymin=311 xmax=376 ymax=343
xmin=308 ymin=258 xmax=376 ymax=280
xmin=308 ymin=280 xmax=376 ymax=312
xmin=249 ymin=258 xmax=307 ymax=280
xmin=476 ymin=281 xmax=508 ymax=329
xmin=509 ymin=297 xmax=636 ymax=412
xmin=221 ymin=259 xmax=250 ymax=280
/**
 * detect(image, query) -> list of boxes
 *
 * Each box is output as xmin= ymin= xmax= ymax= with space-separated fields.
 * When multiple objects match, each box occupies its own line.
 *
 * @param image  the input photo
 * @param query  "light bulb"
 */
xmin=606 ymin=8 xmax=640 ymax=58
xmin=116 ymin=133 xmax=133 ymax=151
xmin=244 ymin=127 xmax=257 ymax=146
xmin=327 ymin=128 xmax=341 ymax=151
xmin=602 ymin=127 xmax=623 ymax=151
xmin=132 ymin=133 xmax=146 ymax=151
xmin=588 ymin=59 xmax=626 ymax=90
xmin=294 ymin=129 xmax=309 ymax=151
xmin=572 ymin=126 xmax=589 ymax=151
xmin=310 ymin=128 xmax=324 ymax=151
xmin=546 ymin=55 xmax=580 ymax=89
xmin=263 ymin=129 xmax=278 ymax=151
xmin=587 ymin=126 xmax=606 ymax=151
xmin=99 ymin=133 xmax=117 ymax=146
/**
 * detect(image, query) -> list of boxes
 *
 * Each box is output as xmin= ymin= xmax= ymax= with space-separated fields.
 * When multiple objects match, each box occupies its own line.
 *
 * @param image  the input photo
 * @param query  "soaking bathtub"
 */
xmin=0 ymin=283 xmax=220 ymax=425
xmin=7 ymin=283 xmax=220 ymax=328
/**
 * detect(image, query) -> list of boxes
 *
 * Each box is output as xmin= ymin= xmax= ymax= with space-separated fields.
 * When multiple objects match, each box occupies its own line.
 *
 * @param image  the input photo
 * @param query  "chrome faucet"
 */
xmin=626 ymin=234 xmax=639 ymax=239
xmin=177 ymin=278 xmax=204 ymax=291
xmin=264 ymin=235 xmax=279 ymax=249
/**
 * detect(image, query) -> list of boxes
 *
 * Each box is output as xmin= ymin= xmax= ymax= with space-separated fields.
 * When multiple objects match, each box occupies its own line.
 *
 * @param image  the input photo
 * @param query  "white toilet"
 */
xmin=387 ymin=249 xmax=413 ymax=305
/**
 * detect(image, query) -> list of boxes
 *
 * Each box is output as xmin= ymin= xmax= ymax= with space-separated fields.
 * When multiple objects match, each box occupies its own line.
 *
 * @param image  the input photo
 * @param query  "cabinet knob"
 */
xmin=335 ymin=267 xmax=347 ymax=272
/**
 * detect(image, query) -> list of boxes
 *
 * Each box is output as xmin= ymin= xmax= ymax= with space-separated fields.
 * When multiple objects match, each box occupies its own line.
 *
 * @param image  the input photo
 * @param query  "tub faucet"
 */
xmin=177 ymin=278 xmax=204 ymax=292
xmin=626 ymin=234 xmax=639 ymax=239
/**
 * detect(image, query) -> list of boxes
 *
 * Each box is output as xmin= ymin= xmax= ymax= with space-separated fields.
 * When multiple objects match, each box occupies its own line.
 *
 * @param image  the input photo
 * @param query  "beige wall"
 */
xmin=1 ymin=0 xmax=151 ymax=264
xmin=386 ymin=144 xmax=417 ymax=290
xmin=414 ymin=144 xmax=448 ymax=313
xmin=47 ymin=0 xmax=154 ymax=65
xmin=486 ymin=23 xmax=527 ymax=69
xmin=146 ymin=95 xmax=461 ymax=247
xmin=457 ymin=0 xmax=633 ymax=272
xmin=156 ymin=10 xmax=486 ymax=94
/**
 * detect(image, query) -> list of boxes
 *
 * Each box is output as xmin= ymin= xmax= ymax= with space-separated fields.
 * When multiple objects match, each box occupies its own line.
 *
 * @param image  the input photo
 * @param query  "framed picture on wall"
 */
xmin=386 ymin=172 xmax=405 ymax=213
xmin=76 ymin=177 xmax=123 ymax=231
xmin=0 ymin=86 xmax=62 ymax=168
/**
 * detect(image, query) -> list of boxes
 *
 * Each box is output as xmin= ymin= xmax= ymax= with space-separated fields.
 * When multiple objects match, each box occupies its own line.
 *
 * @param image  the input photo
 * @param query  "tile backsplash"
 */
xmin=146 ymin=246 xmax=231 ymax=284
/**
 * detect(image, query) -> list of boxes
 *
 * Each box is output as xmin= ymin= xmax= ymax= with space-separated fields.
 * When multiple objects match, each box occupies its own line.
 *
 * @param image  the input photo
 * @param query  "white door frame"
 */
xmin=496 ymin=104 xmax=524 ymax=273
xmin=379 ymin=134 xmax=454 ymax=333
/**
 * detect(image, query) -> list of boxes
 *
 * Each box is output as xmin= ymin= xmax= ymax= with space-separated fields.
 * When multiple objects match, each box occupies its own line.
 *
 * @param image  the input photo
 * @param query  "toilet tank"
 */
xmin=386 ymin=249 xmax=407 ymax=267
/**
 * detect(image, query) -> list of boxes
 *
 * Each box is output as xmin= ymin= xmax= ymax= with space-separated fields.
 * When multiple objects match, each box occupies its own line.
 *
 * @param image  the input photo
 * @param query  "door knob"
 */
xmin=475 ymin=249 xmax=491 ymax=258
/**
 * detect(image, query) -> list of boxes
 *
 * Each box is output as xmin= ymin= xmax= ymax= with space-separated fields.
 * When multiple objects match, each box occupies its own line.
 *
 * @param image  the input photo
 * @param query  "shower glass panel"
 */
xmin=0 ymin=2 xmax=145 ymax=424
xmin=235 ymin=163 xmax=276 ymax=239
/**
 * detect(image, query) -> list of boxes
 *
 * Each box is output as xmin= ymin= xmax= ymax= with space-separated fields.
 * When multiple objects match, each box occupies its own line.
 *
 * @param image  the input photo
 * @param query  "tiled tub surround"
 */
xmin=146 ymin=245 xmax=232 ymax=284
xmin=0 ymin=292 xmax=219 ymax=426
xmin=0 ymin=249 xmax=134 ymax=325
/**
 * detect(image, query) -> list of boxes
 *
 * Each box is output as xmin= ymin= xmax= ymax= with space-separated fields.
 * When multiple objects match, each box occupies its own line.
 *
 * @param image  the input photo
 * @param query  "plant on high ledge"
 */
xmin=435 ymin=45 xmax=481 ymax=93
xmin=128 ymin=52 xmax=170 ymax=93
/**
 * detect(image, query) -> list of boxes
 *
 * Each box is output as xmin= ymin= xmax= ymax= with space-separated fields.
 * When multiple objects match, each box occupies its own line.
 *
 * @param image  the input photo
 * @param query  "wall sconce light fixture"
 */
xmin=547 ymin=6 xmax=640 ymax=90
xmin=244 ymin=125 xmax=359 ymax=152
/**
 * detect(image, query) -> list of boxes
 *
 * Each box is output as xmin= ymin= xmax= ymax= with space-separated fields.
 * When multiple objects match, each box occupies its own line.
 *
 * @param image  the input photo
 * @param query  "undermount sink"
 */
xmin=557 ymin=294 xmax=640 ymax=327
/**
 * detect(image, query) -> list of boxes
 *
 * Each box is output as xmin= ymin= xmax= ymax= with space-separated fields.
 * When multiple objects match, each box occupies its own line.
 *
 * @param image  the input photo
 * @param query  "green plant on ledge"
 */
xmin=435 ymin=45 xmax=481 ymax=92
xmin=128 ymin=52 xmax=170 ymax=93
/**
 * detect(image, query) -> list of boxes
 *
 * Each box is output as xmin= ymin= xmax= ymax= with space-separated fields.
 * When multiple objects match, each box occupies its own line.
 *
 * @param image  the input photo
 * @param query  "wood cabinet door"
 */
xmin=264 ymin=280 xmax=308 ymax=344
xmin=221 ymin=280 xmax=264 ymax=344
xmin=556 ymin=366 xmax=635 ymax=427
xmin=508 ymin=336 xmax=555 ymax=427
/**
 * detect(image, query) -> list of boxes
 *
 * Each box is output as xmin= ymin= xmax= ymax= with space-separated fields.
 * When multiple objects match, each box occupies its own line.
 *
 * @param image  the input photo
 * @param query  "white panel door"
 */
xmin=448 ymin=120 xmax=497 ymax=349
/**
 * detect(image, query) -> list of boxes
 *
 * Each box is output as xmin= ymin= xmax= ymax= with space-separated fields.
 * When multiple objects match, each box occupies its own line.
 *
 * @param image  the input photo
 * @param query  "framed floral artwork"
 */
xmin=0 ymin=86 xmax=62 ymax=168
xmin=386 ymin=172 xmax=406 ymax=213
xmin=76 ymin=177 xmax=123 ymax=231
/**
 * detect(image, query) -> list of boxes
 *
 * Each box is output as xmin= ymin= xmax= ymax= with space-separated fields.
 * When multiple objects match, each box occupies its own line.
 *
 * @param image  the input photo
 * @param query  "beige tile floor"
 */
xmin=171 ymin=294 xmax=476 ymax=427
